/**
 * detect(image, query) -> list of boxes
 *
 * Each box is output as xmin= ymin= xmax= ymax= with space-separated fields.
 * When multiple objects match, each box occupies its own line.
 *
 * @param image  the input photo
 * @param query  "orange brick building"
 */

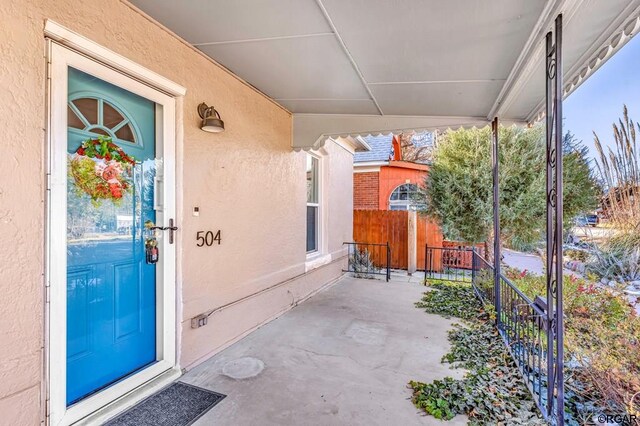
xmin=353 ymin=134 xmax=430 ymax=210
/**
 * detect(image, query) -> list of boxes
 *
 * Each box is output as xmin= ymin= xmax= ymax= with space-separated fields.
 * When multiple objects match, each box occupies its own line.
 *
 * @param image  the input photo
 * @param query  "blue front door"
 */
xmin=66 ymin=68 xmax=157 ymax=405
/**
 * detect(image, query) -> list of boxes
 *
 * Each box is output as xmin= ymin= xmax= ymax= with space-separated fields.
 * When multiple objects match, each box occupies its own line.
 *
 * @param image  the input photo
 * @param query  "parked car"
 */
xmin=586 ymin=214 xmax=599 ymax=227
xmin=576 ymin=214 xmax=599 ymax=227
xmin=575 ymin=216 xmax=588 ymax=227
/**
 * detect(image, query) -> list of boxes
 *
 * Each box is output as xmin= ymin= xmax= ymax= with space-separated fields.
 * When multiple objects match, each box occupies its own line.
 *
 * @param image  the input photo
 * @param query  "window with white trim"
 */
xmin=389 ymin=183 xmax=422 ymax=211
xmin=306 ymin=154 xmax=319 ymax=252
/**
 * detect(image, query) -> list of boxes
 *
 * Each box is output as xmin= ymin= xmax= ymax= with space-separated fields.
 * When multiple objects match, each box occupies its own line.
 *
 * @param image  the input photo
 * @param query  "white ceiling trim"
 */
xmin=488 ymin=0 xmax=583 ymax=119
xmin=527 ymin=6 xmax=640 ymax=123
xmin=328 ymin=136 xmax=371 ymax=154
xmin=292 ymin=113 xmax=522 ymax=151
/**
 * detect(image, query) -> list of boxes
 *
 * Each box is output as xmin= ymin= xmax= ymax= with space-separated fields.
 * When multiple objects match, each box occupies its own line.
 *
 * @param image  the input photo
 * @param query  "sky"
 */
xmin=564 ymin=34 xmax=640 ymax=163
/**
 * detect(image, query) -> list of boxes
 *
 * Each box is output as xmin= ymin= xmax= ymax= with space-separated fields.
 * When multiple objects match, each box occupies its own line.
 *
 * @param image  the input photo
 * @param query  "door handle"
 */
xmin=148 ymin=218 xmax=178 ymax=244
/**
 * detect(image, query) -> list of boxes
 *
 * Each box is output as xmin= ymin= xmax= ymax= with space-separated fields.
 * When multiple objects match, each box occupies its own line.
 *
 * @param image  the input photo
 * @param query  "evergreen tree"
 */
xmin=417 ymin=125 xmax=597 ymax=249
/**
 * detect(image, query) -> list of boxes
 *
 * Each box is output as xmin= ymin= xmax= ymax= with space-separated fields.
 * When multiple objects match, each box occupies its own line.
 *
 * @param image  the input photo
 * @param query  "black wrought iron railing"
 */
xmin=424 ymin=245 xmax=555 ymax=422
xmin=469 ymin=249 xmax=551 ymax=421
xmin=470 ymin=252 xmax=495 ymax=304
xmin=343 ymin=242 xmax=390 ymax=282
xmin=497 ymin=270 xmax=549 ymax=416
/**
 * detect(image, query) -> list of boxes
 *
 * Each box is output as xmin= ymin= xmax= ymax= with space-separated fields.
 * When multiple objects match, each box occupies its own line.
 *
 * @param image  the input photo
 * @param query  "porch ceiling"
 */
xmin=131 ymin=0 xmax=640 ymax=148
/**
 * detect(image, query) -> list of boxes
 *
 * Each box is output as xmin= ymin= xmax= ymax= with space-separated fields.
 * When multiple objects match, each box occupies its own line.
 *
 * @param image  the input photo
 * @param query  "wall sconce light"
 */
xmin=198 ymin=102 xmax=225 ymax=133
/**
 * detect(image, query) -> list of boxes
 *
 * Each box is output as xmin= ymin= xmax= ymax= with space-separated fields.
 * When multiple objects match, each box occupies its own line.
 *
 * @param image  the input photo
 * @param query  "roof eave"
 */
xmin=292 ymin=114 xmax=521 ymax=151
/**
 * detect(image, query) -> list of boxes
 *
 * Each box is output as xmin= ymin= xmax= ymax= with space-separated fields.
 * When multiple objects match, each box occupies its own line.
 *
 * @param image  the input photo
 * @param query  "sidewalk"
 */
xmin=502 ymin=249 xmax=545 ymax=275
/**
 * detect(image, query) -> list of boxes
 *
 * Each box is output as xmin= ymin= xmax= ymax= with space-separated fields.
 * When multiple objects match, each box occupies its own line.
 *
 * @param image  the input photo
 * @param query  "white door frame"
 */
xmin=46 ymin=24 xmax=183 ymax=426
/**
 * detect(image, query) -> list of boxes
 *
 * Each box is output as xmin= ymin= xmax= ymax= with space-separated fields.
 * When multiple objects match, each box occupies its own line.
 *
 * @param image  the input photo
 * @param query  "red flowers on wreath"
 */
xmin=109 ymin=182 xmax=123 ymax=198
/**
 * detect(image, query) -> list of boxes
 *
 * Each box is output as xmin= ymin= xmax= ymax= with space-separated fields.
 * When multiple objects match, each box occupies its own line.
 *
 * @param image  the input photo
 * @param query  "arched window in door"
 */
xmin=389 ymin=183 xmax=420 ymax=210
xmin=68 ymin=96 xmax=140 ymax=145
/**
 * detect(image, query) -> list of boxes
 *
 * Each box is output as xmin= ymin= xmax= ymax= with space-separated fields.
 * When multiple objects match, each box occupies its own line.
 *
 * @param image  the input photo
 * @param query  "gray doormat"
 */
xmin=104 ymin=382 xmax=225 ymax=426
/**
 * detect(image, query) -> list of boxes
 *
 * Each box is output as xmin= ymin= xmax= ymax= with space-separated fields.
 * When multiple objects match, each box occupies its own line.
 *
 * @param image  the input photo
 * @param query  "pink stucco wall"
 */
xmin=0 ymin=1 xmax=352 ymax=423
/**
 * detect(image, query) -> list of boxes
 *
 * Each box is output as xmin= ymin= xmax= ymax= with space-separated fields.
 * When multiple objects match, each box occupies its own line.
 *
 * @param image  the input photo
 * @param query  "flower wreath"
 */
xmin=69 ymin=135 xmax=136 ymax=205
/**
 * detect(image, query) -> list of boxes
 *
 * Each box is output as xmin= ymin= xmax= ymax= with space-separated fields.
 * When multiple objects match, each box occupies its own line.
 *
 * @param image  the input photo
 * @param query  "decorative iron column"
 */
xmin=545 ymin=14 xmax=565 ymax=424
xmin=491 ymin=117 xmax=501 ymax=326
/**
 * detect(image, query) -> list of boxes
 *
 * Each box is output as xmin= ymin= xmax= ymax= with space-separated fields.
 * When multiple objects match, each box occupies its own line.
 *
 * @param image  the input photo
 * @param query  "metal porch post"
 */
xmin=492 ymin=117 xmax=501 ymax=327
xmin=545 ymin=14 xmax=565 ymax=424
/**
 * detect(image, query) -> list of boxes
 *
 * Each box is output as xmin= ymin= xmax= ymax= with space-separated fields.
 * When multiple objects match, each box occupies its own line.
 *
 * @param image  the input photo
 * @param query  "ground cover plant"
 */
xmin=412 ymin=276 xmax=640 ymax=425
xmin=410 ymin=281 xmax=545 ymax=425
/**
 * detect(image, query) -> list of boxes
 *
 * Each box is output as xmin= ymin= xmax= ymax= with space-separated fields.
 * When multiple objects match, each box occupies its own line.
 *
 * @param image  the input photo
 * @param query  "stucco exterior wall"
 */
xmin=325 ymin=141 xmax=354 ymax=255
xmin=0 ymin=0 xmax=351 ymax=423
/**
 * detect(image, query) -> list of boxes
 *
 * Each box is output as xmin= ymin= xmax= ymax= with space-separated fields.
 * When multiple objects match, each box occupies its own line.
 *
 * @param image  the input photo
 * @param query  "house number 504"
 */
xmin=196 ymin=230 xmax=221 ymax=247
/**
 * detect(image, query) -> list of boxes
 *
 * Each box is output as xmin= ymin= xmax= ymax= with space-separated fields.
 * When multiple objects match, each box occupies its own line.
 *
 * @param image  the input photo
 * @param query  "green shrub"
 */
xmin=417 ymin=126 xmax=597 ymax=247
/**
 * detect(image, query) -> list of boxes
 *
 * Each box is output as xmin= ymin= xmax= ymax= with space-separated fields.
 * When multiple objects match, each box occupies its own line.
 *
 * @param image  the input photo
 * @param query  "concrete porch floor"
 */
xmin=181 ymin=275 xmax=467 ymax=425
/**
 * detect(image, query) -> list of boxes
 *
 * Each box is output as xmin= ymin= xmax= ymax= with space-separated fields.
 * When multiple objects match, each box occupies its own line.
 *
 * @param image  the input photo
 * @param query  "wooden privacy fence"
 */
xmin=417 ymin=214 xmax=443 ymax=270
xmin=353 ymin=210 xmax=408 ymax=268
xmin=353 ymin=210 xmax=443 ymax=270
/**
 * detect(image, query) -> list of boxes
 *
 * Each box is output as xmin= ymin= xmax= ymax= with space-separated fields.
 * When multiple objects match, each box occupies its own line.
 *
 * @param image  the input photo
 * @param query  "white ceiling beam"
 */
xmin=526 ymin=3 xmax=640 ymax=123
xmin=131 ymin=0 xmax=639 ymax=119
xmin=192 ymin=32 xmax=335 ymax=46
xmin=275 ymin=98 xmax=372 ymax=101
xmin=291 ymin=113 xmax=524 ymax=151
xmin=490 ymin=0 xmax=638 ymax=123
xmin=314 ymin=0 xmax=384 ymax=115
xmin=487 ymin=0 xmax=573 ymax=120
xmin=369 ymin=79 xmax=506 ymax=86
